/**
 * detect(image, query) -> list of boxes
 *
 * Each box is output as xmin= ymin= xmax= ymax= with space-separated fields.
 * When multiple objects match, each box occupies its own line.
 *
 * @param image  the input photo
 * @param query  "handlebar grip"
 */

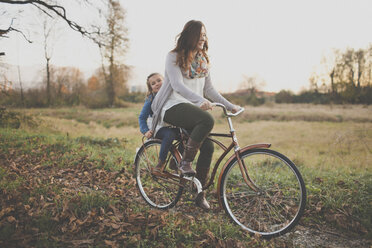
xmin=211 ymin=103 xmax=245 ymax=117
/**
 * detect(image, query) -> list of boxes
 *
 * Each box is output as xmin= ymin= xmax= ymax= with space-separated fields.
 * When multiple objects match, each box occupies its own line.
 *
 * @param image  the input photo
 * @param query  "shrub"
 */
xmin=0 ymin=108 xmax=20 ymax=128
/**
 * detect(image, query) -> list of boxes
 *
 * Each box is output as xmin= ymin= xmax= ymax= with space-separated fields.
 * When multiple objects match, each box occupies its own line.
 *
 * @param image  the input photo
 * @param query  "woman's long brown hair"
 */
xmin=172 ymin=20 xmax=209 ymax=72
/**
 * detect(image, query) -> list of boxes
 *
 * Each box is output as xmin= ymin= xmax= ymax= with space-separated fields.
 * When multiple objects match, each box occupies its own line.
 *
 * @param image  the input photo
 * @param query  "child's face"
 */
xmin=149 ymin=74 xmax=163 ymax=93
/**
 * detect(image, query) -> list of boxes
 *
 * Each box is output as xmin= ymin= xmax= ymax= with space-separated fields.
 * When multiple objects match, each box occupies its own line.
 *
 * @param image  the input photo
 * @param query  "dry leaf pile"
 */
xmin=0 ymin=146 xmax=164 ymax=247
xmin=0 ymin=143 xmax=277 ymax=247
xmin=1 ymin=131 xmax=369 ymax=247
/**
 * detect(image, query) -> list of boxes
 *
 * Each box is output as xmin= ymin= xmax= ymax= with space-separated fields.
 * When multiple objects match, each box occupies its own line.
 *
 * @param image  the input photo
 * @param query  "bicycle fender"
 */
xmin=217 ymin=143 xmax=271 ymax=208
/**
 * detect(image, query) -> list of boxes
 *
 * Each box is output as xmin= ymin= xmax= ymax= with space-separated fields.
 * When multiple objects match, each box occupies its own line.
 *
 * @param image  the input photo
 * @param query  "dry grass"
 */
xmin=3 ymin=104 xmax=372 ymax=239
xmin=227 ymin=121 xmax=372 ymax=171
xmin=228 ymin=103 xmax=372 ymax=123
xmin=17 ymin=103 xmax=371 ymax=172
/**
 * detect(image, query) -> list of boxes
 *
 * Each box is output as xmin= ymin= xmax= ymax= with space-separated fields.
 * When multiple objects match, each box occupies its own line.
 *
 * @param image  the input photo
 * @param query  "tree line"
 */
xmin=1 ymin=0 xmax=130 ymax=108
xmin=0 ymin=64 xmax=134 ymax=108
xmin=276 ymin=44 xmax=372 ymax=105
xmin=1 ymin=1 xmax=371 ymax=107
xmin=225 ymin=45 xmax=372 ymax=106
xmin=3 ymin=42 xmax=372 ymax=108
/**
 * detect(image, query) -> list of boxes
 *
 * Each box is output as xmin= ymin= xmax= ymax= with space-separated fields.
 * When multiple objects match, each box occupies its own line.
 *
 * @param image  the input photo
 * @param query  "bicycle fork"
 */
xmin=235 ymin=151 xmax=260 ymax=192
xmin=228 ymin=116 xmax=260 ymax=193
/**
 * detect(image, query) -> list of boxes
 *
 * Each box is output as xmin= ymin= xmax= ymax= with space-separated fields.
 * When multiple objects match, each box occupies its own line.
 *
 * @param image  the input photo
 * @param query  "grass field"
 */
xmin=0 ymin=103 xmax=371 ymax=247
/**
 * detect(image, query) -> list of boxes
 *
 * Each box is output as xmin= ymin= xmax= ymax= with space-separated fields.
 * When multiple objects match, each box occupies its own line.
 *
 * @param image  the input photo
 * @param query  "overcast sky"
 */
xmin=2 ymin=0 xmax=372 ymax=93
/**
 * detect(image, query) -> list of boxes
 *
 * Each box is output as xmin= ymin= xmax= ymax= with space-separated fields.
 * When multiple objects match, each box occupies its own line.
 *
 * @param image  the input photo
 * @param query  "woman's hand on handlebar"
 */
xmin=231 ymin=105 xmax=242 ymax=114
xmin=200 ymin=100 xmax=213 ymax=111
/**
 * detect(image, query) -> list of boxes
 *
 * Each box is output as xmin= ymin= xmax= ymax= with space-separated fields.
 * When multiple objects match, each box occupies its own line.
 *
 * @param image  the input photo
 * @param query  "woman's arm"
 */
xmin=166 ymin=52 xmax=205 ymax=107
xmin=138 ymin=97 xmax=152 ymax=134
xmin=203 ymin=74 xmax=237 ymax=111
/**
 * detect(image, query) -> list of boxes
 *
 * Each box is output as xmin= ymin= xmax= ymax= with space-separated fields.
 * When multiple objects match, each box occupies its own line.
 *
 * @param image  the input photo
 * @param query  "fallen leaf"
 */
xmin=0 ymin=207 xmax=14 ymax=218
xmin=104 ymin=240 xmax=118 ymax=248
xmin=70 ymin=239 xmax=94 ymax=246
xmin=205 ymin=229 xmax=215 ymax=241
xmin=7 ymin=216 xmax=16 ymax=223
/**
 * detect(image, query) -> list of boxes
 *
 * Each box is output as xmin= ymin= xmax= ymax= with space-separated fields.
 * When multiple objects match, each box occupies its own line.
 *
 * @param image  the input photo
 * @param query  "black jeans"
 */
xmin=164 ymin=103 xmax=214 ymax=143
xmin=164 ymin=103 xmax=214 ymax=170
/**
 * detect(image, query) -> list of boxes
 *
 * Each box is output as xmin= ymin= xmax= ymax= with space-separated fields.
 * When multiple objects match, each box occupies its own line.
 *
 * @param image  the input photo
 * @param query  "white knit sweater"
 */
xmin=151 ymin=52 xmax=236 ymax=132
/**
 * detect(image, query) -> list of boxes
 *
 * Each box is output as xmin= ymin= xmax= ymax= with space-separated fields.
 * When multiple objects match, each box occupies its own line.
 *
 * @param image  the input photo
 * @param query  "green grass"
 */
xmin=303 ymin=167 xmax=372 ymax=234
xmin=0 ymin=167 xmax=24 ymax=192
xmin=70 ymin=191 xmax=114 ymax=218
xmin=1 ymin=105 xmax=371 ymax=246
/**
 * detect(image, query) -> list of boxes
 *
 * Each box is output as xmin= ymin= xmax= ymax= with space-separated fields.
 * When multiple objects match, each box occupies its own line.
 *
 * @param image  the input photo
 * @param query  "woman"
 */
xmin=151 ymin=20 xmax=240 ymax=210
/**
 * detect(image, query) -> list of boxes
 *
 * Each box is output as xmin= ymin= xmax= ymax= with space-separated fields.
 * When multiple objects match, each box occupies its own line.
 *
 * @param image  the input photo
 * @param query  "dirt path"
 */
xmin=279 ymin=225 xmax=371 ymax=248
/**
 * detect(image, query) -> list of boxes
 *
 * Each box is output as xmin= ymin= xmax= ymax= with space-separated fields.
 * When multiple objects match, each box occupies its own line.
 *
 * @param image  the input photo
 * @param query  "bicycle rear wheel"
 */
xmin=220 ymin=148 xmax=306 ymax=238
xmin=135 ymin=139 xmax=183 ymax=209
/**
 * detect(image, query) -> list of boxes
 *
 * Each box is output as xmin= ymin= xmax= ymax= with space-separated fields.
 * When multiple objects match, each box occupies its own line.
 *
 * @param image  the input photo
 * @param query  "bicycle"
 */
xmin=134 ymin=103 xmax=306 ymax=238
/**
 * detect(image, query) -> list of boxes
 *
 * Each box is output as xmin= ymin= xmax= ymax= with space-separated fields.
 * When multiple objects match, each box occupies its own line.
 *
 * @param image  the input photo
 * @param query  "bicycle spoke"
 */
xmin=221 ymin=149 xmax=306 ymax=237
xmin=135 ymin=141 xmax=183 ymax=209
xmin=264 ymin=199 xmax=287 ymax=227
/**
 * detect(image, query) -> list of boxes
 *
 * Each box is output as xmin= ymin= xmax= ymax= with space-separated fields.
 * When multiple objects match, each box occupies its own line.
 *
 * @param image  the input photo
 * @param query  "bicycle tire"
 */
xmin=220 ymin=148 xmax=306 ymax=238
xmin=135 ymin=139 xmax=183 ymax=209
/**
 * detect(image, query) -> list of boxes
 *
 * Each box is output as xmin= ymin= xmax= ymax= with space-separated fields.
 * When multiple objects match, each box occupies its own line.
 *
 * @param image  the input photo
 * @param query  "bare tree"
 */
xmin=365 ymin=44 xmax=372 ymax=87
xmin=308 ymin=72 xmax=319 ymax=93
xmin=239 ymin=74 xmax=266 ymax=94
xmin=16 ymin=64 xmax=25 ymax=106
xmin=0 ymin=59 xmax=11 ymax=96
xmin=319 ymin=49 xmax=341 ymax=96
xmin=0 ymin=18 xmax=33 ymax=44
xmin=41 ymin=15 xmax=59 ymax=106
xmin=340 ymin=48 xmax=356 ymax=88
xmin=355 ymin=49 xmax=366 ymax=89
xmin=333 ymin=48 xmax=369 ymax=90
xmin=98 ymin=0 xmax=130 ymax=106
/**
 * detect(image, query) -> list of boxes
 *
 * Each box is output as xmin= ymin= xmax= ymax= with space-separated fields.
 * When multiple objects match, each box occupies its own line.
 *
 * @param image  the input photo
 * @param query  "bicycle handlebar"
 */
xmin=211 ymin=103 xmax=245 ymax=117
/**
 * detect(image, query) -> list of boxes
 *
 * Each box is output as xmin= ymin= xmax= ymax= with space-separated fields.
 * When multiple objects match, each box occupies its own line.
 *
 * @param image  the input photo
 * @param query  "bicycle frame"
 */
xmin=137 ymin=103 xmax=271 ymax=209
xmin=169 ymin=103 xmax=271 ymax=208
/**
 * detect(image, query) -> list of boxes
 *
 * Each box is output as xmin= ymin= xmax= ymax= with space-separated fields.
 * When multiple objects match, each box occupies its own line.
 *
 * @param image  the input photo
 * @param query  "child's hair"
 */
xmin=146 ymin=72 xmax=161 ymax=97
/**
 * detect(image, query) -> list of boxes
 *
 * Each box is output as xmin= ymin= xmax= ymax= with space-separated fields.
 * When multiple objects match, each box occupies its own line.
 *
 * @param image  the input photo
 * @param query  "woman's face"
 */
xmin=148 ymin=74 xmax=163 ymax=93
xmin=196 ymin=26 xmax=206 ymax=51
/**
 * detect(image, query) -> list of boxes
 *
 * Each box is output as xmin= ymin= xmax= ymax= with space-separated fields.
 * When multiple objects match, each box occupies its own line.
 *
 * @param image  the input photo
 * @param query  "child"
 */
xmin=138 ymin=73 xmax=180 ymax=171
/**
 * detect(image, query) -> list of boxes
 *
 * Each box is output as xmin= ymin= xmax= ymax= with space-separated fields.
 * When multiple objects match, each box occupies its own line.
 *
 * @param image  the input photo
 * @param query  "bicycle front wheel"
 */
xmin=135 ymin=139 xmax=183 ymax=209
xmin=220 ymin=148 xmax=306 ymax=238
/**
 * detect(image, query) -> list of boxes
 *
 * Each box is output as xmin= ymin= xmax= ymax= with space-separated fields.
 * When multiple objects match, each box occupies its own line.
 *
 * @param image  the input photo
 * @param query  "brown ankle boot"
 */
xmin=195 ymin=192 xmax=210 ymax=210
xmin=195 ymin=165 xmax=211 ymax=209
xmin=179 ymin=138 xmax=200 ymax=176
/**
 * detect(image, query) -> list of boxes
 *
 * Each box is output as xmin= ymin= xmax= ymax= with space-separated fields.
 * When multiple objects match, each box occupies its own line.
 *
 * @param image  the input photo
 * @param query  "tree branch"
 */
xmin=0 ymin=0 xmax=103 ymax=44
xmin=0 ymin=18 xmax=32 ymax=43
